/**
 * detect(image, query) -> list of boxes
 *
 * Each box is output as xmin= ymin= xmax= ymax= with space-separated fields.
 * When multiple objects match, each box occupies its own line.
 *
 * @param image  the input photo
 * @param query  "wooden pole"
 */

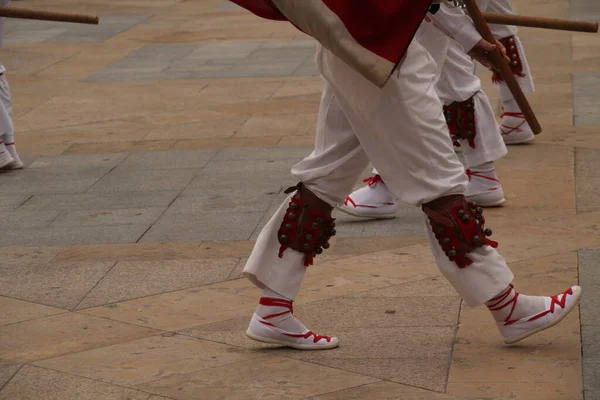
xmin=0 ymin=7 xmax=99 ymax=25
xmin=464 ymin=0 xmax=542 ymax=134
xmin=483 ymin=12 xmax=598 ymax=33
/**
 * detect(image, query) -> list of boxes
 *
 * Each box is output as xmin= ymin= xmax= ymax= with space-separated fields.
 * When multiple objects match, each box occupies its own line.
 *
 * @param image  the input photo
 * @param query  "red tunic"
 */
xmin=229 ymin=0 xmax=432 ymax=87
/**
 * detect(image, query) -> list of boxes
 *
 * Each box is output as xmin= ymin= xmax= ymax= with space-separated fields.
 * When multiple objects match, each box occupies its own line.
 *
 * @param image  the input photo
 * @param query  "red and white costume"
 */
xmin=231 ymin=0 xmax=580 ymax=350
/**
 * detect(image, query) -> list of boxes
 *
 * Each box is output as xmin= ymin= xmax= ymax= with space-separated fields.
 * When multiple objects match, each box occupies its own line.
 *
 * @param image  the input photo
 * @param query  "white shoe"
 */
xmin=498 ymin=286 xmax=582 ymax=344
xmin=0 ymin=144 xmax=13 ymax=169
xmin=246 ymin=309 xmax=339 ymax=350
xmin=336 ymin=175 xmax=398 ymax=219
xmin=465 ymin=169 xmax=506 ymax=207
xmin=4 ymin=142 xmax=23 ymax=169
xmin=500 ymin=112 xmax=535 ymax=145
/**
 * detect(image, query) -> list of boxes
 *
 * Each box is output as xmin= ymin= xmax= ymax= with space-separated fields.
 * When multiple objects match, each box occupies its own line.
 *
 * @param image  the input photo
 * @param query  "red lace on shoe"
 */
xmin=257 ymin=297 xmax=332 ymax=343
xmin=500 ymin=112 xmax=526 ymax=137
xmin=526 ymin=288 xmax=574 ymax=323
xmin=343 ymin=175 xmax=395 ymax=208
xmin=363 ymin=175 xmax=384 ymax=187
xmin=487 ymin=285 xmax=574 ymax=326
xmin=466 ymin=169 xmax=500 ymax=190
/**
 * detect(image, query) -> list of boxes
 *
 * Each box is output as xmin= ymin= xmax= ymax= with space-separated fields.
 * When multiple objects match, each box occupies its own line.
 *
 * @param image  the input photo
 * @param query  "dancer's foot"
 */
xmin=336 ymin=175 xmax=398 ymax=219
xmin=0 ymin=141 xmax=13 ymax=169
xmin=500 ymin=112 xmax=535 ymax=145
xmin=465 ymin=164 xmax=505 ymax=207
xmin=246 ymin=297 xmax=339 ymax=350
xmin=4 ymin=142 xmax=23 ymax=169
xmin=487 ymin=284 xmax=582 ymax=344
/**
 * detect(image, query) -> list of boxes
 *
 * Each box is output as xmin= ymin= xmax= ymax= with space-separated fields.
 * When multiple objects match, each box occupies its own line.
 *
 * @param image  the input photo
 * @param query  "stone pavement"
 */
xmin=0 ymin=0 xmax=598 ymax=399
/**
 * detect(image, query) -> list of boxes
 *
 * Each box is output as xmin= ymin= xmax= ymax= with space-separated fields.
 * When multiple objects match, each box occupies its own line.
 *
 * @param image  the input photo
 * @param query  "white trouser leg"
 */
xmin=434 ymin=40 xmax=507 ymax=167
xmin=476 ymin=0 xmax=535 ymax=99
xmin=243 ymin=83 xmax=370 ymax=300
xmin=0 ymin=73 xmax=13 ymax=141
xmin=317 ymin=41 xmax=513 ymax=306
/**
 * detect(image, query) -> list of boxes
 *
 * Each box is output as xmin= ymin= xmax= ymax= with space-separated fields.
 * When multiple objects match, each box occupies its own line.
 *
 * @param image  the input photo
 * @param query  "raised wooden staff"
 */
xmin=484 ymin=12 xmax=599 ymax=33
xmin=464 ymin=0 xmax=542 ymax=134
xmin=0 ymin=6 xmax=99 ymax=25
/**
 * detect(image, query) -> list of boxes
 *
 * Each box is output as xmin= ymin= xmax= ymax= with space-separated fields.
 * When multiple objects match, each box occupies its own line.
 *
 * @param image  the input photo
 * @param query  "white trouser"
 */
xmin=434 ymin=34 xmax=507 ymax=167
xmin=0 ymin=73 xmax=14 ymax=141
xmin=476 ymin=0 xmax=535 ymax=99
xmin=243 ymin=41 xmax=513 ymax=307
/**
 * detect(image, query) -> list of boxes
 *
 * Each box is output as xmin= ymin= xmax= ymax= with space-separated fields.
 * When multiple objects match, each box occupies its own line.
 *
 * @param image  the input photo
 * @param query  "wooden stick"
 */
xmin=484 ymin=12 xmax=598 ymax=33
xmin=0 ymin=6 xmax=99 ymax=25
xmin=464 ymin=0 xmax=542 ymax=134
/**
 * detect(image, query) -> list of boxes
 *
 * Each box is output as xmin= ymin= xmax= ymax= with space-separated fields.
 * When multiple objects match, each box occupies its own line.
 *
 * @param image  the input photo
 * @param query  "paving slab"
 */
xmin=0 ymin=210 xmax=61 ymax=229
xmin=0 ymin=297 xmax=65 ymax=327
xmin=0 ymin=360 xmax=20 ymax=391
xmin=0 ymin=224 xmax=151 ymax=246
xmin=116 ymin=149 xmax=218 ymax=171
xmin=0 ymin=168 xmax=107 ymax=195
xmin=19 ymin=191 xmax=180 ymax=211
xmin=0 ymin=260 xmax=115 ymax=309
xmin=136 ymin=356 xmax=379 ymax=400
xmin=0 ymin=312 xmax=157 ymax=363
xmin=75 ymin=258 xmax=238 ymax=309
xmin=0 ymin=195 xmax=30 ymax=212
xmin=139 ymin=211 xmax=264 ymax=242
xmin=87 ymin=169 xmax=198 ymax=193
xmin=0 ymin=365 xmax=151 ymax=400
xmin=51 ymin=207 xmax=165 ymax=228
xmin=35 ymin=334 xmax=260 ymax=387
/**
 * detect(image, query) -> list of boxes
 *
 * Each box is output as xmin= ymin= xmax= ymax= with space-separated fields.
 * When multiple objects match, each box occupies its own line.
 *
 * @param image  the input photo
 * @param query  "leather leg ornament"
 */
xmin=443 ymin=96 xmax=476 ymax=149
xmin=278 ymin=183 xmax=336 ymax=266
xmin=492 ymin=36 xmax=526 ymax=84
xmin=422 ymin=194 xmax=498 ymax=268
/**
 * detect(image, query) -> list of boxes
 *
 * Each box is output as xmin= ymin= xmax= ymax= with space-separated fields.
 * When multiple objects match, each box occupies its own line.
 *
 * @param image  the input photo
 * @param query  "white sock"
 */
xmin=501 ymin=98 xmax=521 ymax=114
xmin=256 ymin=287 xmax=307 ymax=334
xmin=486 ymin=285 xmax=546 ymax=324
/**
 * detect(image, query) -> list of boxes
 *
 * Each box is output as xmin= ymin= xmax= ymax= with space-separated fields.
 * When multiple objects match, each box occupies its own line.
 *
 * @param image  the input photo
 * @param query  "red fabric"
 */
xmin=228 ymin=0 xmax=285 ymax=20
xmin=230 ymin=0 xmax=432 ymax=65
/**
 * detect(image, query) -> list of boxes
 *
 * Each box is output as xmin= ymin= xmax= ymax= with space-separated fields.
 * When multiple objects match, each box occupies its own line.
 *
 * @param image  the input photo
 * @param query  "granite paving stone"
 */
xmin=87 ymin=169 xmax=199 ymax=193
xmin=27 ymin=153 xmax=129 ymax=170
xmin=187 ymin=159 xmax=297 ymax=190
xmin=139 ymin=212 xmax=264 ymax=242
xmin=0 ymin=210 xmax=62 ymax=229
xmin=35 ymin=334 xmax=261 ymax=387
xmin=135 ymin=356 xmax=379 ymax=400
xmin=0 ymin=260 xmax=115 ymax=310
xmin=116 ymin=149 xmax=218 ymax=171
xmin=0 ymin=169 xmax=107 ymax=195
xmin=0 ymin=313 xmax=158 ymax=363
xmin=0 ymin=224 xmax=151 ymax=247
xmin=169 ymin=187 xmax=280 ymax=214
xmin=0 ymin=365 xmax=152 ymax=400
xmin=75 ymin=258 xmax=238 ymax=310
xmin=0 ymin=360 xmax=21 ymax=391
xmin=51 ymin=208 xmax=166 ymax=228
xmin=573 ymin=71 xmax=600 ymax=126
xmin=0 ymin=195 xmax=31 ymax=212
xmin=19 ymin=191 xmax=180 ymax=212
xmin=0 ymin=297 xmax=65 ymax=327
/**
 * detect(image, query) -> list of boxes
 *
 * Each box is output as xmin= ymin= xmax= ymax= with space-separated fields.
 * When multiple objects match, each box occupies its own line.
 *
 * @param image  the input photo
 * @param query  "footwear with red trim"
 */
xmin=465 ymin=168 xmax=505 ymax=207
xmin=500 ymin=112 xmax=535 ymax=145
xmin=0 ymin=140 xmax=13 ymax=169
xmin=336 ymin=175 xmax=398 ymax=219
xmin=4 ymin=142 xmax=23 ymax=170
xmin=246 ymin=297 xmax=339 ymax=350
xmin=489 ymin=285 xmax=582 ymax=344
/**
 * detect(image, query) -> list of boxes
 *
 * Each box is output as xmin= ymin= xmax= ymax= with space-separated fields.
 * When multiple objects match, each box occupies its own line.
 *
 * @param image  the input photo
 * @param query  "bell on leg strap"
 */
xmin=422 ymin=194 xmax=497 ymax=268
